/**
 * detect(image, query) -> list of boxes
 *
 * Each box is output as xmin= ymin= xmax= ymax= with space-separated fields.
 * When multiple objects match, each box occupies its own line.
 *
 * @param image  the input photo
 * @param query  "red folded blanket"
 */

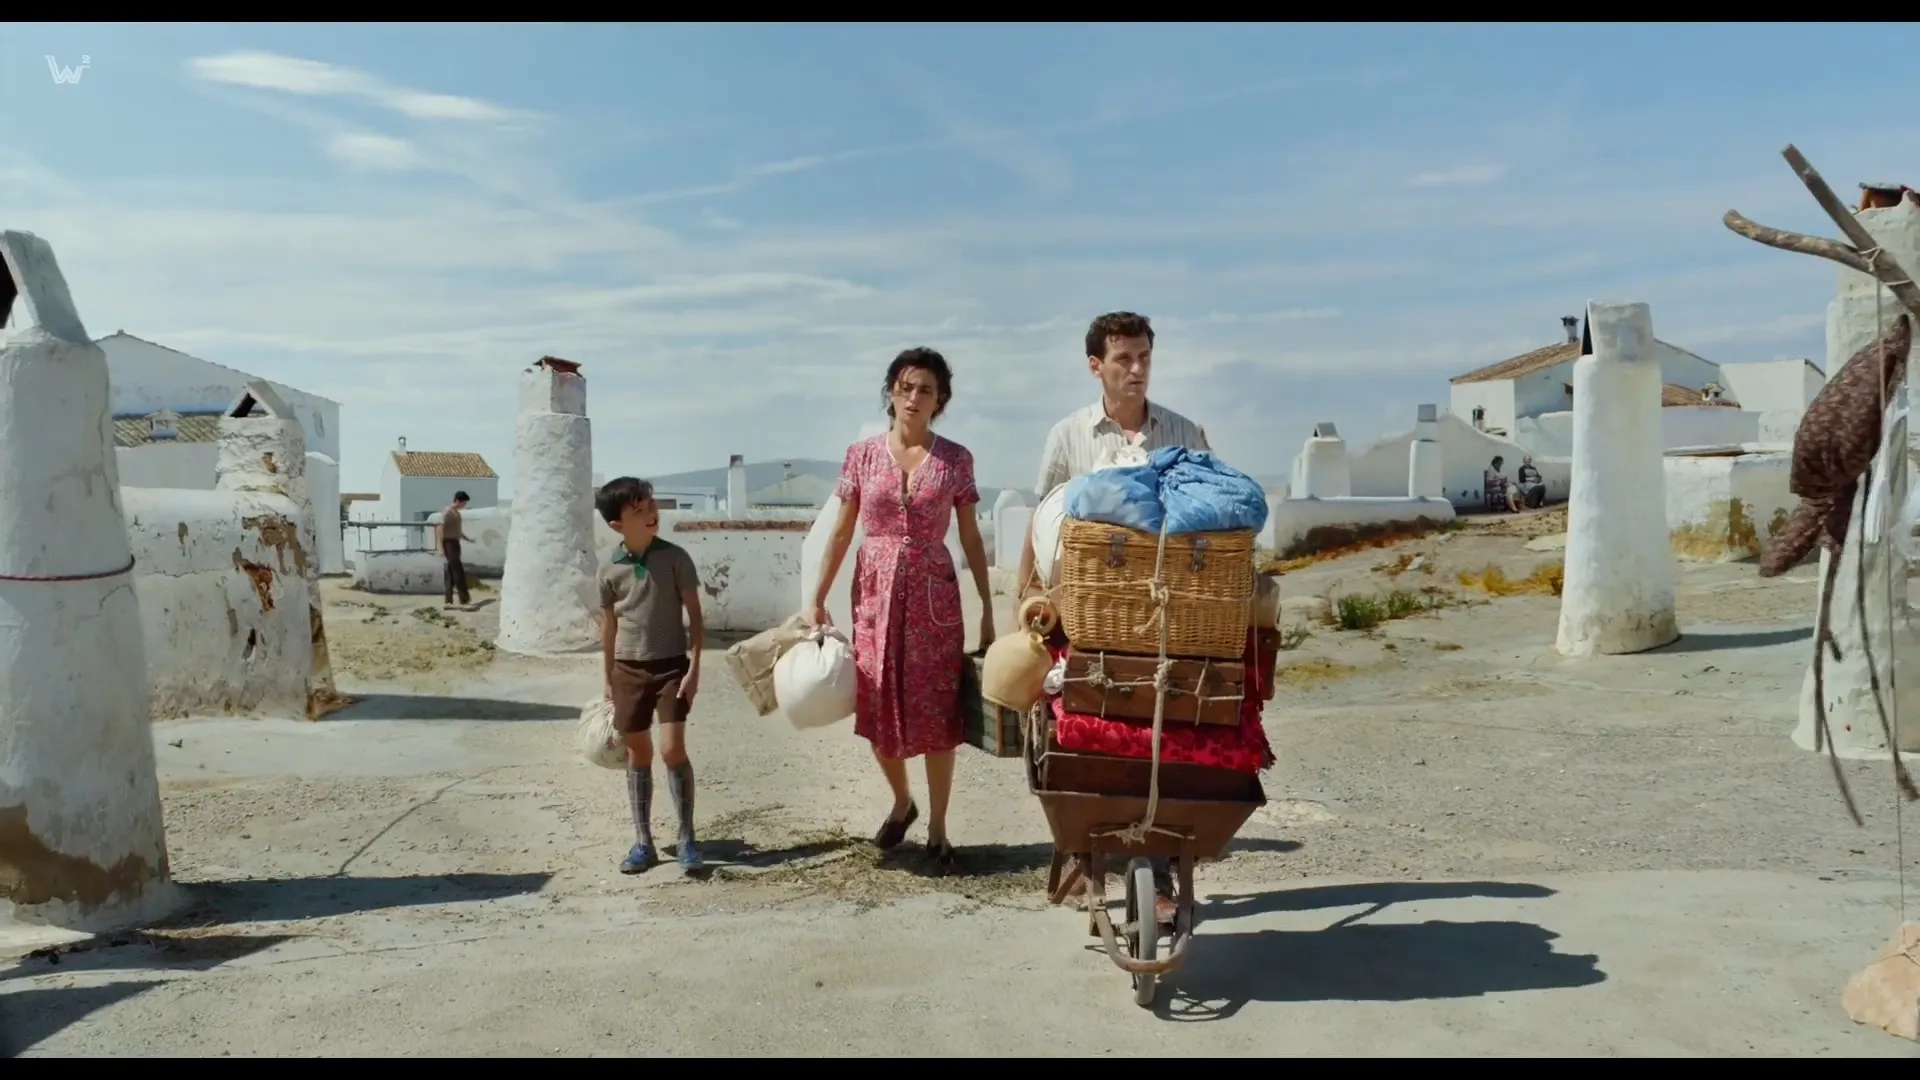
xmin=1045 ymin=632 xmax=1275 ymax=776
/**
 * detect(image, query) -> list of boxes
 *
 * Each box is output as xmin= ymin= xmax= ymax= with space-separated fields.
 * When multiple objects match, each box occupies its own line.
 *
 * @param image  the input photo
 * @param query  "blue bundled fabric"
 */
xmin=1064 ymin=446 xmax=1268 ymax=536
xmin=1064 ymin=463 xmax=1163 ymax=532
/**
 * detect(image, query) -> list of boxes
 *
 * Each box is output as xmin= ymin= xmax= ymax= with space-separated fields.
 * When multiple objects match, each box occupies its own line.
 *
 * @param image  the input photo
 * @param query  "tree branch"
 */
xmin=1782 ymin=144 xmax=1920 ymax=322
xmin=1722 ymin=209 xmax=1873 ymax=274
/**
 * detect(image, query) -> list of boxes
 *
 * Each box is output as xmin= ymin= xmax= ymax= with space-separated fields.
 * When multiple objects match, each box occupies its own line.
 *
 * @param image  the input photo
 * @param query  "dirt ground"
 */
xmin=6 ymin=518 xmax=1920 ymax=1057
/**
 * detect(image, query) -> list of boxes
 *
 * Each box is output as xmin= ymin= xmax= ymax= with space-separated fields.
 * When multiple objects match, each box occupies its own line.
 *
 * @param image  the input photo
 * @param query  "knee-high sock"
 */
xmin=626 ymin=766 xmax=654 ymax=848
xmin=666 ymin=761 xmax=695 ymax=845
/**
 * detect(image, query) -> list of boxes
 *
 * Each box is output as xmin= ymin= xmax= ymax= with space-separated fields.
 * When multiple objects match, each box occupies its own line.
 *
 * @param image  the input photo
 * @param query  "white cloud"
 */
xmin=1404 ymin=163 xmax=1509 ymax=188
xmin=323 ymin=132 xmax=424 ymax=171
xmin=187 ymin=51 xmax=529 ymax=124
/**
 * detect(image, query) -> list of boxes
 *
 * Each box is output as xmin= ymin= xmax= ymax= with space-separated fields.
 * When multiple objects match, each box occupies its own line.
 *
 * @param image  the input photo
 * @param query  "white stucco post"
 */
xmin=1408 ymin=404 xmax=1443 ymax=498
xmin=0 ymin=231 xmax=173 ymax=928
xmin=306 ymin=452 xmax=344 ymax=576
xmin=1794 ymin=200 xmax=1920 ymax=757
xmin=217 ymin=381 xmax=337 ymax=715
xmin=726 ymin=455 xmax=748 ymax=515
xmin=1294 ymin=422 xmax=1352 ymax=499
xmin=1556 ymin=301 xmax=1680 ymax=657
xmin=497 ymin=357 xmax=599 ymax=656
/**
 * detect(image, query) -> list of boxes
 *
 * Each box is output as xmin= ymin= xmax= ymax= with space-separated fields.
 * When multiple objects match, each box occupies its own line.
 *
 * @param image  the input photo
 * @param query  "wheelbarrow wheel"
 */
xmin=1124 ymin=857 xmax=1159 ymax=1008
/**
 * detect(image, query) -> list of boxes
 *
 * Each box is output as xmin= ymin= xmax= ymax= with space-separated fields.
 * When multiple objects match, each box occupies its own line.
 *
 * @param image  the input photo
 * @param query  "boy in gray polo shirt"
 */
xmin=595 ymin=477 xmax=705 ymax=874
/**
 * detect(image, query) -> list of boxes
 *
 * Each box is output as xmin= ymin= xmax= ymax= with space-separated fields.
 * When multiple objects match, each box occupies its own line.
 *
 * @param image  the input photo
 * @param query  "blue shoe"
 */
xmin=678 ymin=840 xmax=704 ymax=872
xmin=620 ymin=843 xmax=655 ymax=874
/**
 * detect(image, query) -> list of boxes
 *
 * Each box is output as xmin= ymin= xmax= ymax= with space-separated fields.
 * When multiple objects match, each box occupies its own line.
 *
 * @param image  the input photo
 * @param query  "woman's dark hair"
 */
xmin=1490 ymin=456 xmax=1505 ymax=470
xmin=883 ymin=347 xmax=953 ymax=420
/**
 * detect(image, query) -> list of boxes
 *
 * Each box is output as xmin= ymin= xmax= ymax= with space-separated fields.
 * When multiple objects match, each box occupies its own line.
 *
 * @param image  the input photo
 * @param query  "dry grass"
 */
xmin=1261 ymin=518 xmax=1462 ymax=574
xmin=1332 ymin=587 xmax=1451 ymax=631
xmin=1272 ymin=657 xmax=1361 ymax=688
xmin=1456 ymin=561 xmax=1565 ymax=597
xmin=700 ymin=806 xmax=1050 ymax=912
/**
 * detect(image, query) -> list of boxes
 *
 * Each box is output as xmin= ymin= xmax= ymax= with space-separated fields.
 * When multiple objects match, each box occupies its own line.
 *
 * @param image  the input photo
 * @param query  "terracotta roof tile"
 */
xmin=391 ymin=451 xmax=497 ymax=479
xmin=113 ymin=412 xmax=221 ymax=447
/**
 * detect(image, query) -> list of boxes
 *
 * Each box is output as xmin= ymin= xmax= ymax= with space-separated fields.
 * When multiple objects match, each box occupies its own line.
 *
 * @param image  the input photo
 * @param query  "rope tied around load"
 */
xmin=1091 ymin=515 xmax=1185 ymax=848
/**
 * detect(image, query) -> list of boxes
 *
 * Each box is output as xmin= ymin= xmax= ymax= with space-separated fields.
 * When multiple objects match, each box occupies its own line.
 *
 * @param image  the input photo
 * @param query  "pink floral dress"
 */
xmin=835 ymin=433 xmax=980 ymax=759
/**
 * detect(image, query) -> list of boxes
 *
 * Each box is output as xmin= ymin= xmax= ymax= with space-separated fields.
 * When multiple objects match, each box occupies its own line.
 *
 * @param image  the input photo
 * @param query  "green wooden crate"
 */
xmin=960 ymin=653 xmax=1025 ymax=758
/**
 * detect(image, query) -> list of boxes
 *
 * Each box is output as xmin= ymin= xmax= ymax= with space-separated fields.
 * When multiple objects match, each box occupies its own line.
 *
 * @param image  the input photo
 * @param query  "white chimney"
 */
xmin=1561 ymin=315 xmax=1579 ymax=344
xmin=726 ymin=454 xmax=747 ymax=514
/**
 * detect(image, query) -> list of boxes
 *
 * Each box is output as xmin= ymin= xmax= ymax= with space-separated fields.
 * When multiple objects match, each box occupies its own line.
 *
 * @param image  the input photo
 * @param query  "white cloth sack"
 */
xmin=774 ymin=625 xmax=858 ymax=730
xmin=577 ymin=695 xmax=627 ymax=770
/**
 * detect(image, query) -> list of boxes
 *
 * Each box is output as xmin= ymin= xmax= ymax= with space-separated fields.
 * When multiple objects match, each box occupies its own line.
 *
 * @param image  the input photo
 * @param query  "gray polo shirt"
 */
xmin=597 ymin=538 xmax=699 ymax=662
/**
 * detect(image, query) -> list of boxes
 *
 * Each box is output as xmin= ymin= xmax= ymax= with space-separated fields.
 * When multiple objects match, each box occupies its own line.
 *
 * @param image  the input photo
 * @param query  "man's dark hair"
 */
xmin=595 ymin=476 xmax=654 ymax=524
xmin=453 ymin=490 xmax=470 ymax=504
xmin=1085 ymin=312 xmax=1155 ymax=360
xmin=1490 ymin=456 xmax=1504 ymax=470
xmin=883 ymin=346 xmax=954 ymax=420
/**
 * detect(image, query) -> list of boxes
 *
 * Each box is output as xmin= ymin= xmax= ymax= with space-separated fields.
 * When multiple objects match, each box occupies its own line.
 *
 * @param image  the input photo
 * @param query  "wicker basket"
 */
xmin=1056 ymin=518 xmax=1255 ymax=660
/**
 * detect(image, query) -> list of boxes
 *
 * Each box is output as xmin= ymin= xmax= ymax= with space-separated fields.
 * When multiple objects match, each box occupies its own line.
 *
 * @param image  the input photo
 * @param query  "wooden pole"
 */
xmin=1781 ymin=144 xmax=1920 ymax=321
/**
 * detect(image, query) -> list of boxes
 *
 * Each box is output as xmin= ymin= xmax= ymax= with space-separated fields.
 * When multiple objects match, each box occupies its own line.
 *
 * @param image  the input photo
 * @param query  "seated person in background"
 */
xmin=1516 ymin=455 xmax=1546 ymax=509
xmin=1485 ymin=456 xmax=1523 ymax=512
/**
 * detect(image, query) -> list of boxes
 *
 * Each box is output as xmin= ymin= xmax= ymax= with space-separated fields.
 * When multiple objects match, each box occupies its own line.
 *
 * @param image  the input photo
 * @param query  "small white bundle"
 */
xmin=774 ymin=625 xmax=858 ymax=730
xmin=577 ymin=695 xmax=627 ymax=770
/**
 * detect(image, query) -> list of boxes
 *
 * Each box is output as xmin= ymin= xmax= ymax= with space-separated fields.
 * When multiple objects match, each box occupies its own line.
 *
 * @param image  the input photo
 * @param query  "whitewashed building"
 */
xmin=98 ymin=332 xmax=341 ymax=490
xmin=1449 ymin=316 xmax=1725 ymax=439
xmin=379 ymin=443 xmax=499 ymax=548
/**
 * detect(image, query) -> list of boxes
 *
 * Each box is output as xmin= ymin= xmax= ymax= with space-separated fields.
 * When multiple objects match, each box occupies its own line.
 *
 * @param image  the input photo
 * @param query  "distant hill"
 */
xmin=646 ymin=459 xmax=1014 ymax=507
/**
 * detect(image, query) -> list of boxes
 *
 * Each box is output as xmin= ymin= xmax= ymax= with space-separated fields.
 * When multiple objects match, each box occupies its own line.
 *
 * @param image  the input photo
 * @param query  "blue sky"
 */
xmin=2 ymin=22 xmax=1916 ymax=495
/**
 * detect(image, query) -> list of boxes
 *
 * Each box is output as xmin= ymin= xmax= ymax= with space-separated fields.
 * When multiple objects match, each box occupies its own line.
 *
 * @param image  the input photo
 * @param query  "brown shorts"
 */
xmin=610 ymin=656 xmax=693 ymax=735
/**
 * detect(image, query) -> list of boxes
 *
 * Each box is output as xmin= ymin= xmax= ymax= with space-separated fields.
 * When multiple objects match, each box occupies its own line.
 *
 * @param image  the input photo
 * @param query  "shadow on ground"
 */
xmin=1137 ymin=880 xmax=1601 ymax=1020
xmin=0 ymin=981 xmax=159 ymax=1057
xmin=3 ymin=932 xmax=296 ymax=984
xmin=172 ymin=871 xmax=552 ymax=923
xmin=1652 ymin=627 xmax=1812 ymax=655
xmin=327 ymin=694 xmax=576 ymax=722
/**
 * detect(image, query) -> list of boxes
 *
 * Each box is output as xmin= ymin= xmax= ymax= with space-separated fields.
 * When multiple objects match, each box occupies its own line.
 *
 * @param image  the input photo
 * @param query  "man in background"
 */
xmin=1017 ymin=311 xmax=1211 ymax=928
xmin=435 ymin=490 xmax=474 ymax=608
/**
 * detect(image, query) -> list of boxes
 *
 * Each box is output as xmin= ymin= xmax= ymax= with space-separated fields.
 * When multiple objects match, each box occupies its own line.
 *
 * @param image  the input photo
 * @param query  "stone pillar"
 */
xmin=726 ymin=455 xmax=747 ymax=515
xmin=1296 ymin=422 xmax=1351 ymax=499
xmin=0 ymin=230 xmax=173 ymax=929
xmin=217 ymin=381 xmax=338 ymax=716
xmin=1556 ymin=301 xmax=1680 ymax=657
xmin=1795 ymin=200 xmax=1920 ymax=756
xmin=1408 ymin=404 xmax=1443 ymax=498
xmin=497 ymin=357 xmax=598 ymax=656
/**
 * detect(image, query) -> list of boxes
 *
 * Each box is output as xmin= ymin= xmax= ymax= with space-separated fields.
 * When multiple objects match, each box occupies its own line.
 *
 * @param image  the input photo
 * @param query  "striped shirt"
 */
xmin=1034 ymin=399 xmax=1211 ymax=500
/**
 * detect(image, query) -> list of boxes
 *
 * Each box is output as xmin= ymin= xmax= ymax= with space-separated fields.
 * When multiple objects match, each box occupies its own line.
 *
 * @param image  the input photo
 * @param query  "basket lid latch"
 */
xmin=1105 ymin=532 xmax=1127 ymax=568
xmin=1189 ymin=535 xmax=1210 ymax=572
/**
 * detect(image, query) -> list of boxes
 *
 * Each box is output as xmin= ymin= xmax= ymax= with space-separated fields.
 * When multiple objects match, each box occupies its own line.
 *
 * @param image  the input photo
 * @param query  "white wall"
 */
xmin=1512 ymin=412 xmax=1574 ymax=459
xmin=1448 ymin=380 xmax=1517 ymax=436
xmin=1451 ymin=341 xmax=1723 ymax=438
xmin=1662 ymin=406 xmax=1761 ymax=448
xmin=99 ymin=333 xmax=341 ymax=461
xmin=1653 ymin=341 xmax=1722 ymax=391
xmin=114 ymin=442 xmax=217 ymax=490
xmin=1664 ymin=451 xmax=1795 ymax=562
xmin=123 ymin=487 xmax=317 ymax=720
xmin=1512 ymin=363 xmax=1575 ymax=428
xmin=1349 ymin=412 xmax=1570 ymax=508
xmin=1266 ymin=496 xmax=1457 ymax=557
xmin=376 ymin=459 xmax=500 ymax=548
xmin=1718 ymin=358 xmax=1825 ymax=445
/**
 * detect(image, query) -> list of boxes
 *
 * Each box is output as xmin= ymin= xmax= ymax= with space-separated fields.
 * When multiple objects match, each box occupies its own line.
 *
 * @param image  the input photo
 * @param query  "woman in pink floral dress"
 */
xmin=809 ymin=348 xmax=995 ymax=869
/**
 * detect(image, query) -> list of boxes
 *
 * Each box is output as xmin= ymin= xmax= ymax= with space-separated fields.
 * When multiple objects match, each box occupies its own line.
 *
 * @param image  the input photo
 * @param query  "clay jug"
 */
xmin=981 ymin=596 xmax=1059 ymax=712
xmin=1250 ymin=571 xmax=1280 ymax=629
